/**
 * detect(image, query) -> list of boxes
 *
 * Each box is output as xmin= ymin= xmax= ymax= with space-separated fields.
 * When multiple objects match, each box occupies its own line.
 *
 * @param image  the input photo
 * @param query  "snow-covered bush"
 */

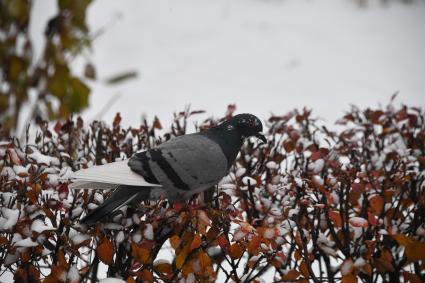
xmin=0 ymin=103 xmax=424 ymax=282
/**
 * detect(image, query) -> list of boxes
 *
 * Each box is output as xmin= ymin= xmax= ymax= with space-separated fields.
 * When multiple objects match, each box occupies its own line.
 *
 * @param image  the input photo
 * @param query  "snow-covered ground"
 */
xmin=30 ymin=0 xmax=425 ymax=129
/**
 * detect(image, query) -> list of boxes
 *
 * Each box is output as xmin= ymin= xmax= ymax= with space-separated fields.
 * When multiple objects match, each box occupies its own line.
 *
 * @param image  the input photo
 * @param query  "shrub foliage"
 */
xmin=0 ymin=102 xmax=424 ymax=282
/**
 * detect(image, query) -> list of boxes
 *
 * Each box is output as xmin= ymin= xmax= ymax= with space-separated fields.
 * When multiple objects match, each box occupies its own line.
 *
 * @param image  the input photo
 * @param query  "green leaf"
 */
xmin=69 ymin=77 xmax=90 ymax=113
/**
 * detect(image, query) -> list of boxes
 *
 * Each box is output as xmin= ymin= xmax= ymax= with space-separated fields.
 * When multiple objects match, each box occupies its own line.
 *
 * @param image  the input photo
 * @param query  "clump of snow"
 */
xmin=242 ymin=176 xmax=257 ymax=186
xmin=354 ymin=257 xmax=365 ymax=268
xmin=99 ymin=278 xmax=126 ymax=283
xmin=264 ymin=228 xmax=276 ymax=239
xmin=0 ymin=208 xmax=20 ymax=230
xmin=144 ymin=224 xmax=154 ymax=240
xmin=116 ymin=231 xmax=125 ymax=244
xmin=31 ymin=219 xmax=56 ymax=233
xmin=235 ymin=167 xmax=246 ymax=177
xmin=67 ymin=265 xmax=80 ymax=282
xmin=233 ymin=230 xmax=246 ymax=241
xmin=71 ymin=233 xmax=90 ymax=245
xmin=349 ymin=217 xmax=368 ymax=228
xmin=218 ymin=183 xmax=236 ymax=190
xmin=28 ymin=148 xmax=60 ymax=166
xmin=15 ymin=238 xmax=39 ymax=247
xmin=207 ymin=246 xmax=221 ymax=257
xmin=266 ymin=161 xmax=278 ymax=170
xmin=311 ymin=159 xmax=325 ymax=173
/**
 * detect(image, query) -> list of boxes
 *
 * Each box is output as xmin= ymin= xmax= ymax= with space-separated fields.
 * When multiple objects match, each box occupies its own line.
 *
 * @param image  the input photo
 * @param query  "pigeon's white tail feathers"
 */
xmin=69 ymin=160 xmax=161 ymax=189
xmin=69 ymin=181 xmax=119 ymax=190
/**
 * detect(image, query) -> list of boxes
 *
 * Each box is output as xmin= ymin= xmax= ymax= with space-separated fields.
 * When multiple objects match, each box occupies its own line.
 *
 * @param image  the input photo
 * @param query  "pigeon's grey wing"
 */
xmin=128 ymin=134 xmax=228 ymax=199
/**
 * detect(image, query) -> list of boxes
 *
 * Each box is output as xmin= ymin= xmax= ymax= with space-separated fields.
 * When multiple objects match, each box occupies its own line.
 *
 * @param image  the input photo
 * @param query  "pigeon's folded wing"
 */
xmin=128 ymin=134 xmax=228 ymax=194
xmin=69 ymin=160 xmax=161 ymax=189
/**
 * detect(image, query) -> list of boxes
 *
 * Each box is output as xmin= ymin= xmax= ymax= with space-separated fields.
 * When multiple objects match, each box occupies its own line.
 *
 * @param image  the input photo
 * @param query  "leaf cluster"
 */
xmin=0 ymin=102 xmax=424 ymax=282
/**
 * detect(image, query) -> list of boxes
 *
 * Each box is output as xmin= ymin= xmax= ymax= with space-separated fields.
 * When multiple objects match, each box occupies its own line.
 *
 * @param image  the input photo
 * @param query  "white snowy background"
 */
xmin=29 ymin=0 xmax=425 ymax=128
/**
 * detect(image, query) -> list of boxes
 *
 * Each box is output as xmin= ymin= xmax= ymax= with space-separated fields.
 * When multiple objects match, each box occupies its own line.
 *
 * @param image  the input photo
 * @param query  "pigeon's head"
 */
xmin=229 ymin=114 xmax=267 ymax=143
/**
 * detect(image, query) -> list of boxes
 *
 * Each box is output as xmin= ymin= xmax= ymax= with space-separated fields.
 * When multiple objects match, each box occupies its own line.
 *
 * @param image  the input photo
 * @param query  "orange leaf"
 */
xmin=281 ymin=269 xmax=299 ymax=281
xmin=199 ymin=251 xmax=212 ymax=270
xmin=247 ymin=235 xmax=261 ymax=255
xmin=97 ymin=238 xmax=114 ymax=265
xmin=393 ymin=234 xmax=413 ymax=247
xmin=155 ymin=262 xmax=173 ymax=275
xmin=405 ymin=241 xmax=425 ymax=262
xmin=153 ymin=116 xmax=162 ymax=129
xmin=176 ymin=251 xmax=187 ymax=269
xmin=190 ymin=234 xmax=202 ymax=250
xmin=42 ymin=275 xmax=58 ymax=283
xmin=140 ymin=269 xmax=153 ymax=283
xmin=299 ymin=261 xmax=309 ymax=277
xmin=170 ymin=235 xmax=180 ymax=250
xmin=342 ymin=274 xmax=358 ymax=283
xmin=58 ymin=250 xmax=69 ymax=269
xmin=230 ymin=243 xmax=245 ymax=259
xmin=393 ymin=234 xmax=425 ymax=261
xmin=132 ymin=244 xmax=151 ymax=264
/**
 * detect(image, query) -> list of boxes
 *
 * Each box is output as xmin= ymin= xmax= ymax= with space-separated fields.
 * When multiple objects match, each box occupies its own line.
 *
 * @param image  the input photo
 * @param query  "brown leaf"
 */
xmin=341 ymin=274 xmax=358 ymax=283
xmin=281 ymin=269 xmax=299 ymax=281
xmin=247 ymin=235 xmax=261 ymax=255
xmin=113 ymin=113 xmax=122 ymax=128
xmin=153 ymin=116 xmax=162 ymax=129
xmin=7 ymin=148 xmax=21 ymax=165
xmin=131 ymin=244 xmax=150 ymax=264
xmin=176 ymin=251 xmax=187 ymax=269
xmin=199 ymin=251 xmax=212 ymax=270
xmin=217 ymin=235 xmax=229 ymax=251
xmin=84 ymin=63 xmax=96 ymax=79
xmin=299 ymin=261 xmax=309 ymax=277
xmin=328 ymin=211 xmax=342 ymax=227
xmin=369 ymin=195 xmax=384 ymax=215
xmin=155 ymin=262 xmax=173 ymax=275
xmin=402 ymin=272 xmax=423 ymax=283
xmin=283 ymin=139 xmax=295 ymax=152
xmin=139 ymin=269 xmax=153 ymax=283
xmin=230 ymin=243 xmax=245 ymax=259
xmin=97 ymin=238 xmax=114 ymax=264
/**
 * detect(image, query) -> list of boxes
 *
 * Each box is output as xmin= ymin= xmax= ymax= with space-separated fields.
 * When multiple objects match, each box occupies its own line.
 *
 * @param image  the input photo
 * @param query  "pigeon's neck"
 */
xmin=202 ymin=124 xmax=243 ymax=169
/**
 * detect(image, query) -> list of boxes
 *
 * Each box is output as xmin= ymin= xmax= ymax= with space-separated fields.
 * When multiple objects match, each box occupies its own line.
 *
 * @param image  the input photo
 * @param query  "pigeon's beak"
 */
xmin=256 ymin=132 xmax=267 ymax=144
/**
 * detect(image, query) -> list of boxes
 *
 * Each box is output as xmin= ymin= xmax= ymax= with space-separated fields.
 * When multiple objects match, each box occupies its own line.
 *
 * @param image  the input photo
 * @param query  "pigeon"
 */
xmin=70 ymin=113 xmax=266 ymax=225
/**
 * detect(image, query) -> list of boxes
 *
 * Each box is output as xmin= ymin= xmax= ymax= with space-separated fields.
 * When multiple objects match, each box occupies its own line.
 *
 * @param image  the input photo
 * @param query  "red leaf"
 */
xmin=113 ymin=113 xmax=122 ymax=128
xmin=54 ymin=121 xmax=62 ymax=134
xmin=97 ymin=238 xmax=114 ymax=264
